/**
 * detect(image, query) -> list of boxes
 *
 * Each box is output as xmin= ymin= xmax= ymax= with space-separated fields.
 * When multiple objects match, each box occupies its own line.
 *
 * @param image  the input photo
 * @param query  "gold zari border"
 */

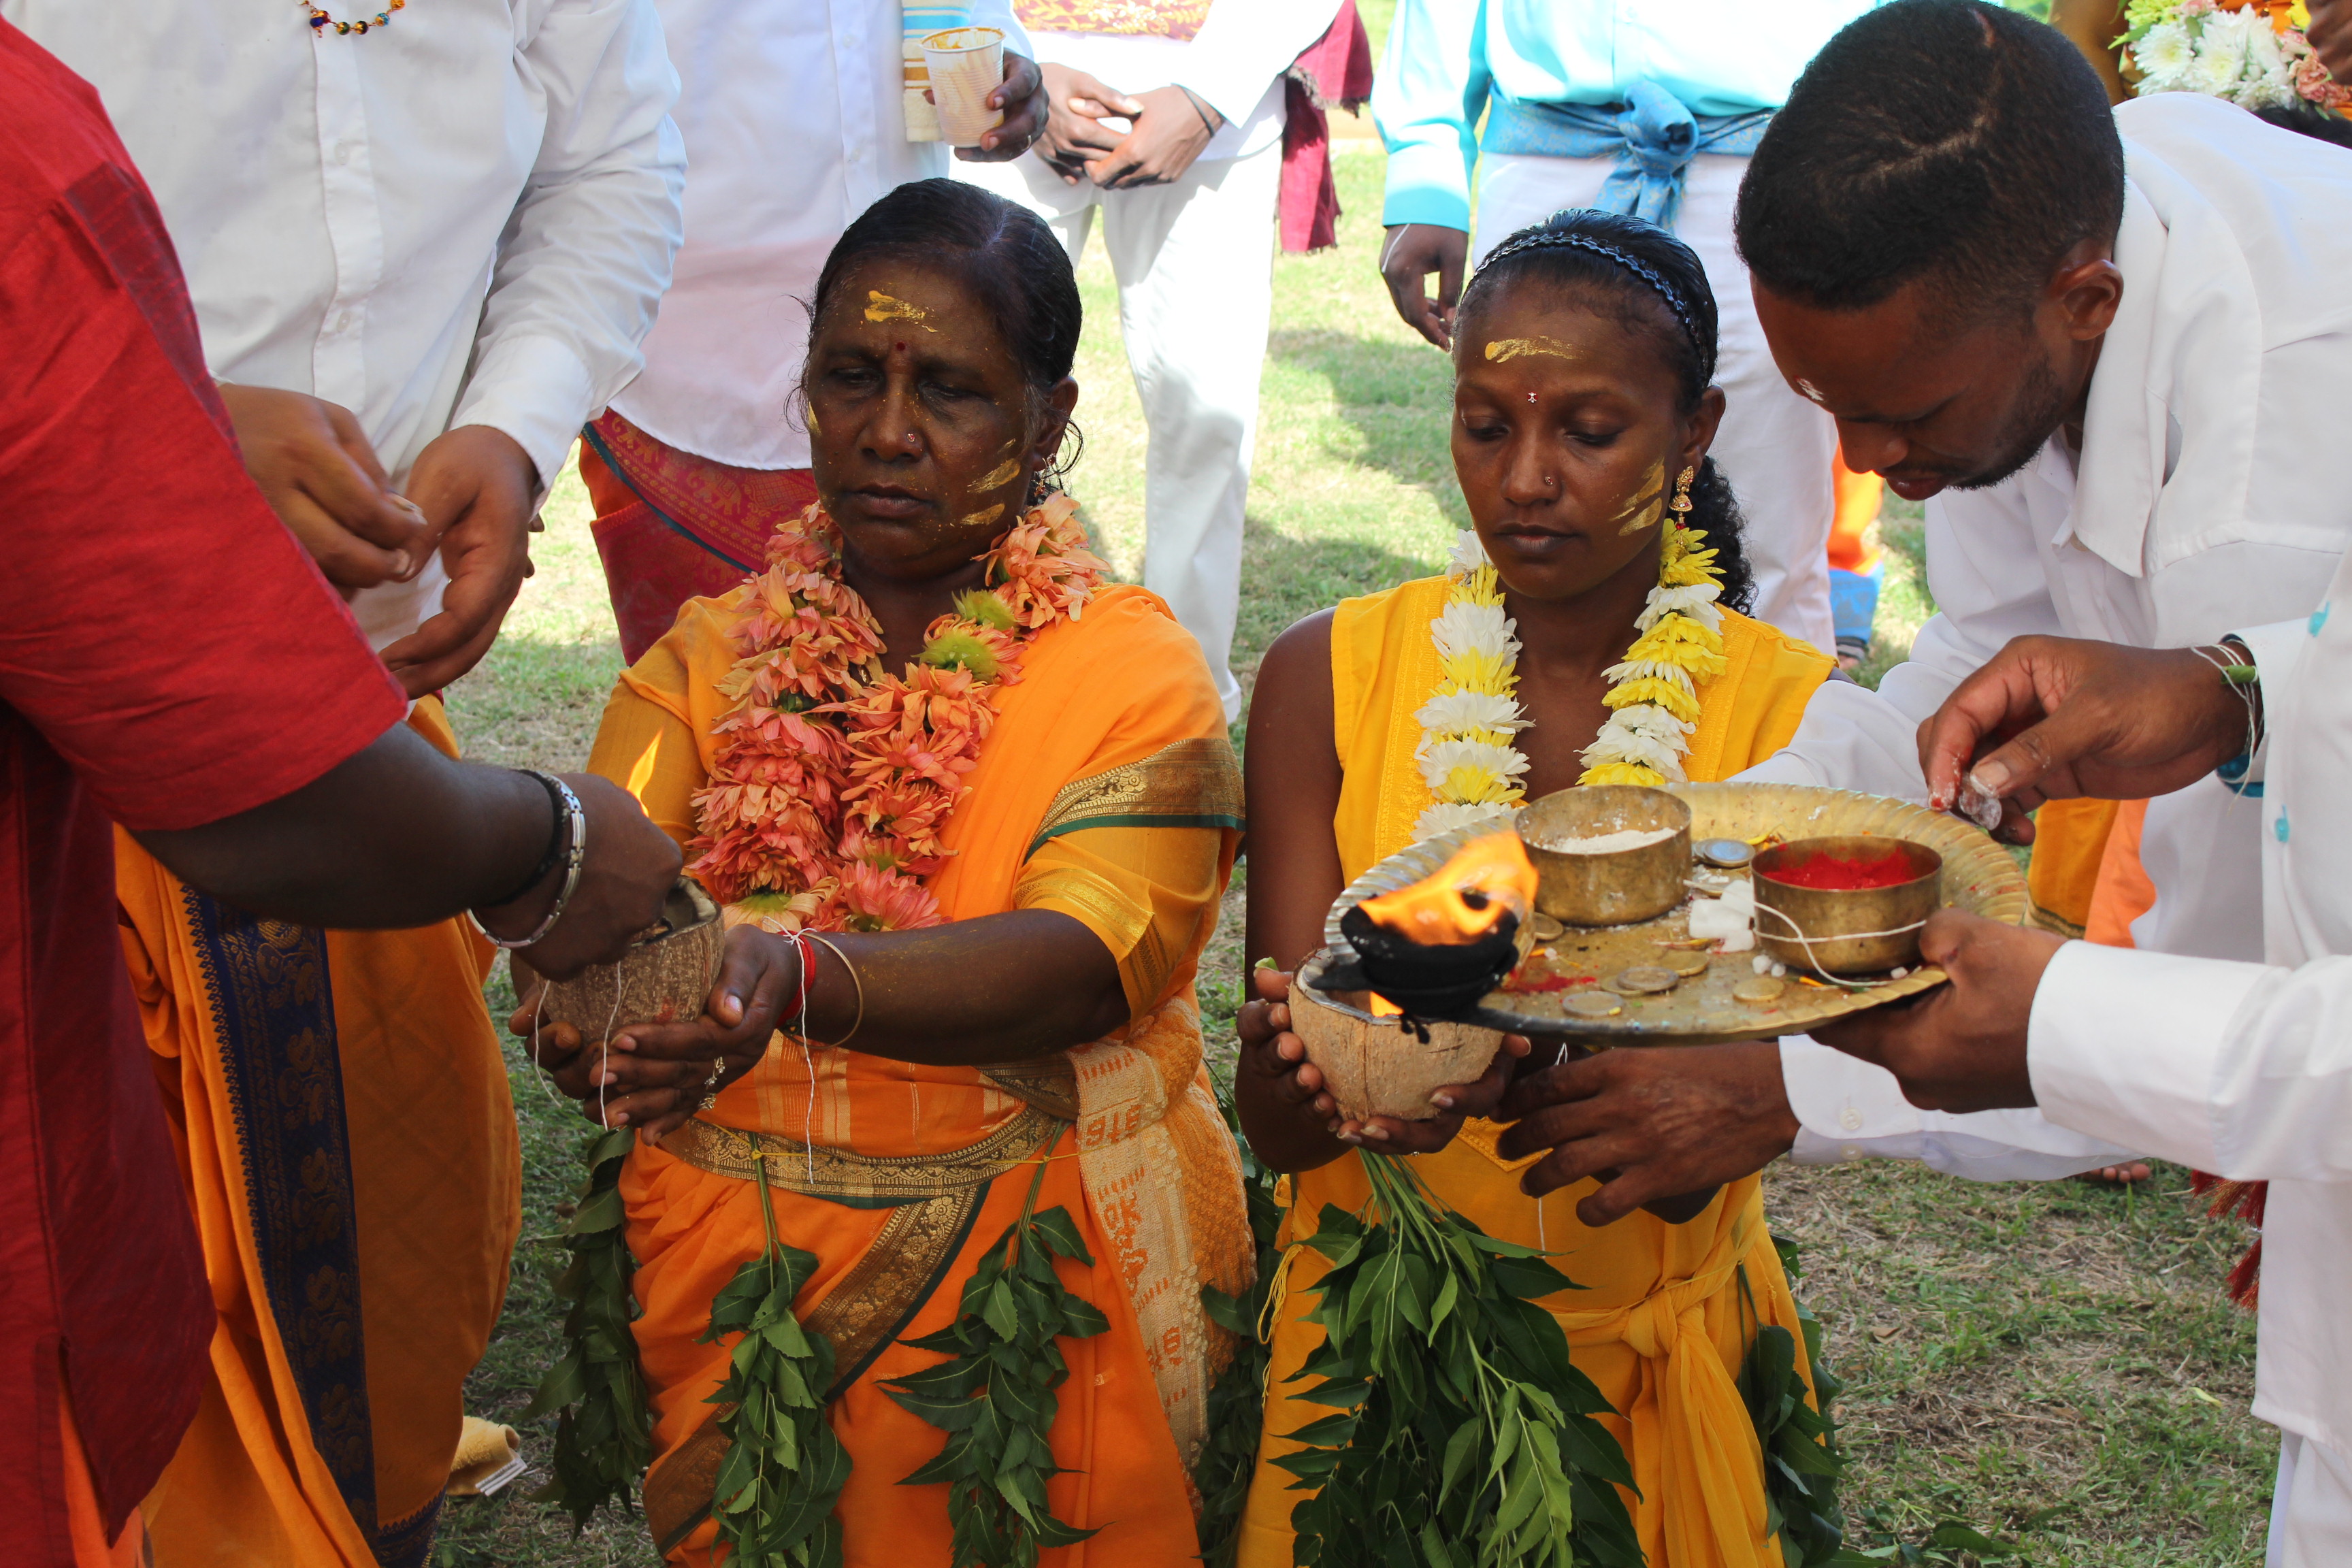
xmin=1026 ymin=736 xmax=1243 ymax=853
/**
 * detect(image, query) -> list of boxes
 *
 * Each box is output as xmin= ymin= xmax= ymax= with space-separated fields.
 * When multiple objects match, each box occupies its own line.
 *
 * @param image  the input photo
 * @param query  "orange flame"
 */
xmin=1358 ymin=832 xmax=1539 ymax=946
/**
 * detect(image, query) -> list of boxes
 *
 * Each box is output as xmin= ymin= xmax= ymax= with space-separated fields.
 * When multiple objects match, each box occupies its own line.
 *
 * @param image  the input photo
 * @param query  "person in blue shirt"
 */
xmin=1374 ymin=0 xmax=1879 ymax=658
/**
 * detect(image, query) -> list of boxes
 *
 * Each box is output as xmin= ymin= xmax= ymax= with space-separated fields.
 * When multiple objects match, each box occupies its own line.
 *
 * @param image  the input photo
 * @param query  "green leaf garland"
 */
xmin=699 ymin=1151 xmax=853 ymax=1567
xmin=884 ymin=1159 xmax=1110 ymax=1568
xmin=1738 ymin=1237 xmax=1850 ymax=1567
xmin=1194 ymin=1077 xmax=1288 ymax=1568
xmin=527 ymin=1127 xmax=655 ymax=1528
xmin=1277 ymin=1153 xmax=1642 ymax=1568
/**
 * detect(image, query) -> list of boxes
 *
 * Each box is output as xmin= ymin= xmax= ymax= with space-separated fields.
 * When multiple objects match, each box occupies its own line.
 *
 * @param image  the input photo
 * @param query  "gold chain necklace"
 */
xmin=305 ymin=0 xmax=406 ymax=35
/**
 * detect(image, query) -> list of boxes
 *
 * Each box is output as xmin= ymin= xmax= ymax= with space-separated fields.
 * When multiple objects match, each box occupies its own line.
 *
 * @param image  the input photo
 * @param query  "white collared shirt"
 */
xmin=1744 ymin=95 xmax=2352 ymax=1156
xmin=5 ymin=0 xmax=687 ymax=647
xmin=2025 ymin=559 xmax=2352 ymax=1461
xmin=608 ymin=0 xmax=1030 ymax=472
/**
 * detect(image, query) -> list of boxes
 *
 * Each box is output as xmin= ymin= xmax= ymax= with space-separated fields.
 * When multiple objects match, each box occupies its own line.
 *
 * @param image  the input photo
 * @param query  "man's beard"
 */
xmin=1946 ymin=350 xmax=2072 ymax=492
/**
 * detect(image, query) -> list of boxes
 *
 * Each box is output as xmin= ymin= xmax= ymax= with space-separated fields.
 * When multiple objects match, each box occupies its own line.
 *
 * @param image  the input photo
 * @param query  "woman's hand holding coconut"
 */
xmin=1236 ymin=967 xmax=1529 ymax=1165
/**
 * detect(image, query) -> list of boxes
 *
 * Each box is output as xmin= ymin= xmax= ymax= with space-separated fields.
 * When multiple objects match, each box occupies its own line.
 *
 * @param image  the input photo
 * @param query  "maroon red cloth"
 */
xmin=1279 ymin=0 xmax=1375 ymax=254
xmin=0 ymin=20 xmax=405 ymax=1555
xmin=580 ymin=408 xmax=819 ymax=665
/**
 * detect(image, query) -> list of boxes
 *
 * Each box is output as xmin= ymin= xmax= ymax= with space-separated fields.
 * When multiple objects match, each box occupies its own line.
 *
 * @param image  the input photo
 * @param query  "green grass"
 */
xmin=434 ymin=144 xmax=2268 ymax=1567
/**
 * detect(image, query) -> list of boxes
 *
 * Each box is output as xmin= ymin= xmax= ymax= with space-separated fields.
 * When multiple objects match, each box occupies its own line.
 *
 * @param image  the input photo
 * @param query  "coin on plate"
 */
xmin=1611 ymin=965 xmax=1679 ymax=994
xmin=1732 ymin=977 xmax=1786 ymax=1004
xmin=1563 ymin=992 xmax=1623 ymax=1019
xmin=1530 ymin=913 xmax=1565 ymax=941
xmin=1695 ymin=837 xmax=1754 ymax=869
xmin=1666 ymin=951 xmax=1712 ymax=978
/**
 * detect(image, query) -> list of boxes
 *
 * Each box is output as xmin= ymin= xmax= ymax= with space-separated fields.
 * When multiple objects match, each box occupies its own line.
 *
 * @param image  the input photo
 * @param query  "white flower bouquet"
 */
xmin=2121 ymin=0 xmax=2349 ymax=112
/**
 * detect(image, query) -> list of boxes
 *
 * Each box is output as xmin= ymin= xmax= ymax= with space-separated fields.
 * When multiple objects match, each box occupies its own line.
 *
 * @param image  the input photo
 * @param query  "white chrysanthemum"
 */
xmin=1601 ymin=657 xmax=1700 ymax=691
xmin=2236 ymin=24 xmax=2296 ymax=105
xmin=1412 ymin=800 xmax=1516 ymax=840
xmin=1416 ymin=737 xmax=1530 ymax=792
xmin=1606 ymin=703 xmax=1694 ymax=747
xmin=1636 ymin=582 xmax=1723 ymax=632
xmin=1580 ymin=707 xmax=1690 ymax=779
xmin=2131 ymin=20 xmax=2196 ymax=87
xmin=1429 ymin=600 xmax=1519 ymax=666
xmin=1447 ymin=530 xmax=1490 ymax=578
xmin=2188 ymin=12 xmax=2253 ymax=95
xmin=1415 ymin=688 xmax=1530 ymax=738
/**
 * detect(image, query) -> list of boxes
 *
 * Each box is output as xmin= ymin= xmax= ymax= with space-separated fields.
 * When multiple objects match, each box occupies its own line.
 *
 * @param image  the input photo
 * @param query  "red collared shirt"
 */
xmin=0 ymin=20 xmax=404 ymax=1552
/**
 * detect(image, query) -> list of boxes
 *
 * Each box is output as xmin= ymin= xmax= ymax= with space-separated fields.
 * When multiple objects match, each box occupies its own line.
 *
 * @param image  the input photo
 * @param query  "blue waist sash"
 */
xmin=1484 ymin=79 xmax=1774 ymax=231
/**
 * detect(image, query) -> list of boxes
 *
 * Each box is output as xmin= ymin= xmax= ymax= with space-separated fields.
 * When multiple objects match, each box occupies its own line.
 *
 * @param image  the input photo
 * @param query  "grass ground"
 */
xmin=434 ymin=147 xmax=2268 ymax=1566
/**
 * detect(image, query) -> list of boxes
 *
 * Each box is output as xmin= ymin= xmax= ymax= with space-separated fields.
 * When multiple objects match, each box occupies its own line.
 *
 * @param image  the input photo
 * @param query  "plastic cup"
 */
xmin=921 ymin=26 xmax=1005 ymax=148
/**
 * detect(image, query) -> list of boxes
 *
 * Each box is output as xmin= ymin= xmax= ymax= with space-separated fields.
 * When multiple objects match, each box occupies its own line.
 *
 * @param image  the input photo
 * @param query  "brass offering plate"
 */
xmin=1322 ymin=783 xmax=2027 ymax=1046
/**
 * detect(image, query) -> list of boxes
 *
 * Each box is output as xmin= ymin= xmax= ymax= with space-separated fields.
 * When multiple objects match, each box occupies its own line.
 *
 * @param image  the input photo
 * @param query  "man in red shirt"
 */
xmin=0 ymin=20 xmax=681 ymax=1563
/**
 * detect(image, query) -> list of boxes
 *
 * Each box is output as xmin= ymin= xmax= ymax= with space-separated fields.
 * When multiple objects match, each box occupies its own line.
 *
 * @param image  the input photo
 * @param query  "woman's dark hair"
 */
xmin=804 ymin=178 xmax=1085 ymax=483
xmin=1457 ymin=208 xmax=1757 ymax=615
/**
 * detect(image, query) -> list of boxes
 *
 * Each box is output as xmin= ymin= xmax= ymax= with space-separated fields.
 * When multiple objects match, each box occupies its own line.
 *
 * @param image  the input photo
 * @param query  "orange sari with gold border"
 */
xmin=589 ymin=582 xmax=1252 ymax=1566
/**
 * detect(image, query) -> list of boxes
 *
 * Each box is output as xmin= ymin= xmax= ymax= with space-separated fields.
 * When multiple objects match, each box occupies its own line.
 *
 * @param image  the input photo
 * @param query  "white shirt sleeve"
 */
xmin=449 ymin=0 xmax=687 ymax=486
xmin=1740 ymin=472 xmax=2067 ymax=799
xmin=1780 ymin=1035 xmax=2140 ymax=1180
xmin=1177 ymin=0 xmax=1343 ymax=127
xmin=2030 ymin=939 xmax=2352 ymax=1182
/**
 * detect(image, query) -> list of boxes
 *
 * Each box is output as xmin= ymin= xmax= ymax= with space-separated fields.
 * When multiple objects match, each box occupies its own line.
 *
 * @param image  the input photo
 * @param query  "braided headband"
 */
xmin=1473 ymin=227 xmax=1714 ymax=385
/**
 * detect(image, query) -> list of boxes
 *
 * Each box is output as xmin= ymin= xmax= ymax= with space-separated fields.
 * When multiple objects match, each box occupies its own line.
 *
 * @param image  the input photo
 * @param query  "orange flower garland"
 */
xmin=687 ymin=493 xmax=1107 ymax=934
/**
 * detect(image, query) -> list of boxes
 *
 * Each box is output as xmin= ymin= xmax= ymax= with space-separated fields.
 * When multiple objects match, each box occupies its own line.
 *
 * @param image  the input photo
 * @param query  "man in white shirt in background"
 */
xmin=2 ymin=1 xmax=685 ymax=1557
xmin=1817 ymin=616 xmax=2352 ymax=1565
xmin=955 ymin=0 xmax=1347 ymax=723
xmin=1373 ymin=0 xmax=1881 ymax=655
xmin=587 ymin=0 xmax=1047 ymax=662
xmin=1494 ymin=0 xmax=2352 ymax=1233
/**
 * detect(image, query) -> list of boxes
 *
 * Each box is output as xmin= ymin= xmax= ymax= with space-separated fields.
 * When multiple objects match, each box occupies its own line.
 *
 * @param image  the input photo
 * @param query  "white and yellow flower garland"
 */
xmin=1411 ymin=521 xmax=1729 ymax=840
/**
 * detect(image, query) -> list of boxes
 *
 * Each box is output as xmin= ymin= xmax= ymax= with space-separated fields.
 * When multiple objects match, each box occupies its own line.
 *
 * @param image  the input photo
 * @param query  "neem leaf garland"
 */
xmin=528 ymin=1127 xmax=655 ymax=1528
xmin=1278 ymin=1153 xmax=1642 ymax=1568
xmin=1196 ymin=1083 xmax=1288 ymax=1568
xmin=885 ymin=1159 xmax=1110 ymax=1568
xmin=700 ymin=1154 xmax=852 ymax=1567
xmin=1740 ymin=1239 xmax=1851 ymax=1567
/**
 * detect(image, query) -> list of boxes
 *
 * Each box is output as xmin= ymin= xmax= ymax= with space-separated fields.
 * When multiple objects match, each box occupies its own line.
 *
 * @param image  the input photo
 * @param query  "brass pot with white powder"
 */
xmin=1515 ymin=785 xmax=1693 ymax=927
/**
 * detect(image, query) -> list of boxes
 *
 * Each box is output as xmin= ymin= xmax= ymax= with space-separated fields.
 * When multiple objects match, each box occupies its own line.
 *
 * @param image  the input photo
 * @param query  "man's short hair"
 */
xmin=1735 ymin=0 xmax=2125 ymax=321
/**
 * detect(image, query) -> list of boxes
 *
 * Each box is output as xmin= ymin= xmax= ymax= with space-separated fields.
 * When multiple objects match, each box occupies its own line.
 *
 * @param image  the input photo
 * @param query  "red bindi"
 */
xmin=895 ymin=341 xmax=908 ymax=352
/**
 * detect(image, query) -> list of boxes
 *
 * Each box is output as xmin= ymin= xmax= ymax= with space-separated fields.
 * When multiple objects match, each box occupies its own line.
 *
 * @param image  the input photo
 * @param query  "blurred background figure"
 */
xmin=590 ymin=0 xmax=1048 ymax=663
xmin=1828 ymin=451 xmax=1885 ymax=670
xmin=957 ymin=0 xmax=1363 ymax=723
xmin=1372 ymin=0 xmax=1883 ymax=658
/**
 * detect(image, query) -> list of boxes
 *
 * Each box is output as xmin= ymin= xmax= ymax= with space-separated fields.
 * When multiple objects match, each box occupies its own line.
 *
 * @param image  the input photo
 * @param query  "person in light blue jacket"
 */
xmin=1375 ymin=0 xmax=1880 ymax=658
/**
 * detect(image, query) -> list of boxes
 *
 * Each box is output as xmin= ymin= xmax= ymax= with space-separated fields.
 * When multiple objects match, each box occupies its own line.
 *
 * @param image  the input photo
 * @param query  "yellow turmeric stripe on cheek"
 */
xmin=1612 ymin=459 xmax=1667 ymax=536
xmin=975 ymin=460 xmax=1019 ymax=493
xmin=960 ymin=504 xmax=1005 ymax=528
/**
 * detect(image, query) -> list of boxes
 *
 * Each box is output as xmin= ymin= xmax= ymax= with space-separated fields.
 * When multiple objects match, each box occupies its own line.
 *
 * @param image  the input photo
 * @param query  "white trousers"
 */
xmin=2270 ymin=1433 xmax=2352 ymax=1567
xmin=958 ymin=142 xmax=1282 ymax=721
xmin=1474 ymin=152 xmax=1838 ymax=655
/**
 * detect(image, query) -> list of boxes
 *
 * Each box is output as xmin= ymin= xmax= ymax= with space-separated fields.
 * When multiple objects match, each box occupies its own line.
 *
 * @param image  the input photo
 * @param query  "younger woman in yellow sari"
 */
xmin=1236 ymin=210 xmax=1835 ymax=1568
xmin=525 ymin=179 xmax=1251 ymax=1566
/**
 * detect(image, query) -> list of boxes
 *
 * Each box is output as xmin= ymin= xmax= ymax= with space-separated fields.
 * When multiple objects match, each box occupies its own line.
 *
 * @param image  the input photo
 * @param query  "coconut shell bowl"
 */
xmin=511 ymin=877 xmax=728 ymax=1040
xmin=1309 ymin=783 xmax=2026 ymax=1054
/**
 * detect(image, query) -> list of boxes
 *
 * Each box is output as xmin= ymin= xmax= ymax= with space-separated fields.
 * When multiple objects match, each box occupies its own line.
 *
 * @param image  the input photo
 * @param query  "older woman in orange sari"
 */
xmin=525 ymin=179 xmax=1251 ymax=1566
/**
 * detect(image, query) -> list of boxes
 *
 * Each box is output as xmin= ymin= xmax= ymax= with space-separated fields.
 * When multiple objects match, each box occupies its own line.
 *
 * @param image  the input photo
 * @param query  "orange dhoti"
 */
xmin=588 ymin=582 xmax=1254 ymax=1564
xmin=114 ymin=699 xmax=520 ymax=1568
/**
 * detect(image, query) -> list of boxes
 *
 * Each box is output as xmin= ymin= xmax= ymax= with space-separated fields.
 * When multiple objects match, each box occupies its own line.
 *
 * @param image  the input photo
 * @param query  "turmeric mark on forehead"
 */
xmin=864 ymin=291 xmax=936 ymax=330
xmin=975 ymin=459 xmax=1020 ymax=492
xmin=1484 ymin=336 xmax=1581 ymax=365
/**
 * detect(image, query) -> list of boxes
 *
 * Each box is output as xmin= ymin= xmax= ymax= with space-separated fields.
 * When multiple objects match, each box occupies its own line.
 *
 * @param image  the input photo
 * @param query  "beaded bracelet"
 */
xmin=470 ymin=770 xmax=586 ymax=951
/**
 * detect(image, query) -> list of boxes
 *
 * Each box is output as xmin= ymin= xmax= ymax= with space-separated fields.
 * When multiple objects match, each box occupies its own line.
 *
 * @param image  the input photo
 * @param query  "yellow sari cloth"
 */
xmin=1239 ymin=577 xmax=1835 ymax=1568
xmin=114 ymin=698 xmax=518 ymax=1568
xmin=2025 ymin=797 xmax=2123 ymax=938
xmin=588 ymin=582 xmax=1254 ymax=1566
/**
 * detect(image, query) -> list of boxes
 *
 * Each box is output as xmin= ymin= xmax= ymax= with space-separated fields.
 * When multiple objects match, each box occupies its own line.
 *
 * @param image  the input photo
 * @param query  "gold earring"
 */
xmin=1669 ymin=466 xmax=1696 ymax=514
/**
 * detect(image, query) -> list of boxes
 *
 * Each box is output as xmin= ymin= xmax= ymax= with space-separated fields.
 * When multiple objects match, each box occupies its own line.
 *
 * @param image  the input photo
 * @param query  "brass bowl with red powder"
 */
xmin=1752 ymin=836 xmax=1942 ymax=976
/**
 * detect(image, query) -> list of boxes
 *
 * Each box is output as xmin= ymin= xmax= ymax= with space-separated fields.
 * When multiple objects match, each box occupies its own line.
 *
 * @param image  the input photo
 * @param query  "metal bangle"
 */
xmin=806 ymin=933 xmax=865 ymax=1047
xmin=470 ymin=770 xmax=587 ymax=951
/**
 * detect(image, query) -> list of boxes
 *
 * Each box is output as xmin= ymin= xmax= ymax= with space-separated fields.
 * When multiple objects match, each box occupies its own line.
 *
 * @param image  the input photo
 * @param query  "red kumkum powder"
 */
xmin=1758 ymin=849 xmax=1921 ymax=892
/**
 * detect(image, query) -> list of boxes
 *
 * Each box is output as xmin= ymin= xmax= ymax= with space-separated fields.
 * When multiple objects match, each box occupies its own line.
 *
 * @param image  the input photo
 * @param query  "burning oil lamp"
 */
xmin=1329 ymin=832 xmax=1537 ymax=1020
